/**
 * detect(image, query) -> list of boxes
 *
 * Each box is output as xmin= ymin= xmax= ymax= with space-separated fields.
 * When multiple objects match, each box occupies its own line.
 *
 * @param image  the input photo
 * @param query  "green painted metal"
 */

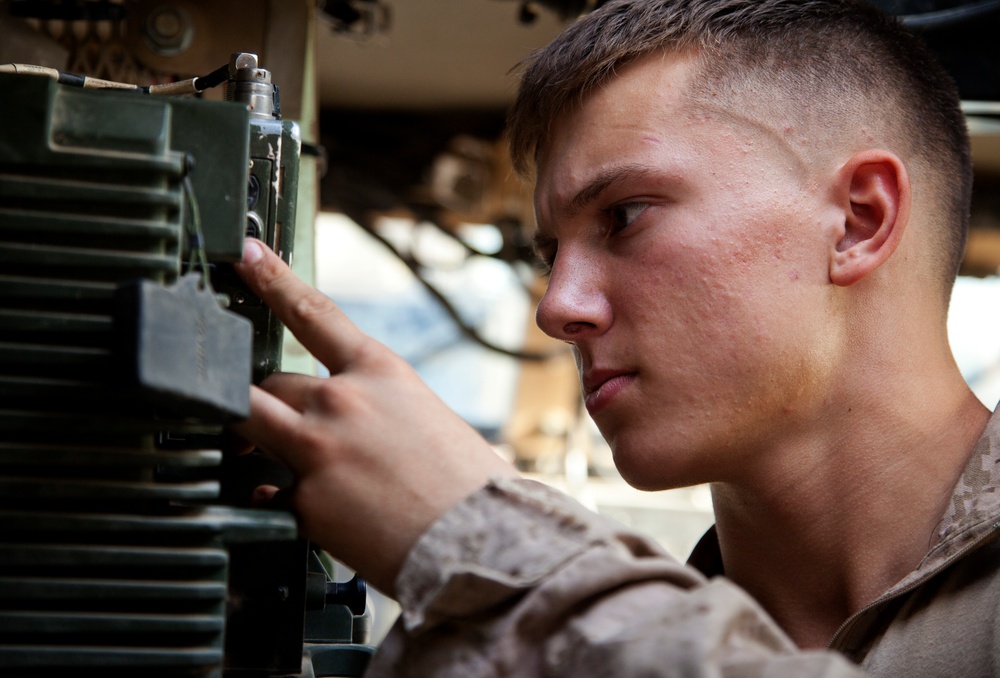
xmin=0 ymin=71 xmax=299 ymax=678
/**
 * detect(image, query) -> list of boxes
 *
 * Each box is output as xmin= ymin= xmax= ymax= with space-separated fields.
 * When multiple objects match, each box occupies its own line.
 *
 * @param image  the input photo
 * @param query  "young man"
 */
xmin=233 ymin=1 xmax=1000 ymax=675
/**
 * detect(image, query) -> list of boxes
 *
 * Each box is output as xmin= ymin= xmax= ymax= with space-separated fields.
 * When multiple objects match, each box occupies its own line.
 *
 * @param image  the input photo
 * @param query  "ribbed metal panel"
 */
xmin=0 ymin=73 xmax=294 ymax=677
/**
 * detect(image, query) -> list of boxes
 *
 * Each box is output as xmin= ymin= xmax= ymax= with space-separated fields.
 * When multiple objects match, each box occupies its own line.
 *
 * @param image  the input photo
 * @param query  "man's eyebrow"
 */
xmin=563 ymin=163 xmax=655 ymax=219
xmin=533 ymin=162 xmax=664 ymax=256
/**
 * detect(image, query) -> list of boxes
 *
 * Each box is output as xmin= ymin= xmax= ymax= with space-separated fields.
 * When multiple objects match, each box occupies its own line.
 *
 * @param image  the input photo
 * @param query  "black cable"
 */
xmin=417 ymin=215 xmax=529 ymax=269
xmin=193 ymin=64 xmax=231 ymax=92
xmin=357 ymin=221 xmax=566 ymax=363
xmin=900 ymin=0 xmax=1000 ymax=29
xmin=400 ymin=208 xmax=544 ymax=299
xmin=0 ymin=60 xmax=235 ymax=96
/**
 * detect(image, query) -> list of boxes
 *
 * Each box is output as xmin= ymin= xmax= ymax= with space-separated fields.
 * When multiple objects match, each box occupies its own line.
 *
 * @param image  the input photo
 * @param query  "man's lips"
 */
xmin=582 ymin=370 xmax=637 ymax=413
xmin=582 ymin=369 xmax=630 ymax=395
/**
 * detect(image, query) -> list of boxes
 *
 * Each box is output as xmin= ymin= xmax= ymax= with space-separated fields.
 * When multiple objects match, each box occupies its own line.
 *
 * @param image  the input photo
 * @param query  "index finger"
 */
xmin=234 ymin=238 xmax=365 ymax=373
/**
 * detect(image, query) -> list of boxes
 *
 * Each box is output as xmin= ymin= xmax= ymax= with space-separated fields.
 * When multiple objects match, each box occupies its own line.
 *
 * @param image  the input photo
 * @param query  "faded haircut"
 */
xmin=507 ymin=0 xmax=972 ymax=292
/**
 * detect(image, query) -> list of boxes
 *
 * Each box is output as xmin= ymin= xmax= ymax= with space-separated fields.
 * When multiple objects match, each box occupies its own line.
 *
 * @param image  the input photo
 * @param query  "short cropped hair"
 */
xmin=507 ymin=0 xmax=972 ymax=291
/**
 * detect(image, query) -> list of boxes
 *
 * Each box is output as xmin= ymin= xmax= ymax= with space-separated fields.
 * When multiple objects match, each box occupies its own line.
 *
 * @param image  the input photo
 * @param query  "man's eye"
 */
xmin=605 ymin=201 xmax=648 ymax=232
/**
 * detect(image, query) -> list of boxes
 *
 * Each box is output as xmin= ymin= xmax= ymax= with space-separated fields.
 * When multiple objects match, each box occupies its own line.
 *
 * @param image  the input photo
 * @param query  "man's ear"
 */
xmin=829 ymin=150 xmax=911 ymax=287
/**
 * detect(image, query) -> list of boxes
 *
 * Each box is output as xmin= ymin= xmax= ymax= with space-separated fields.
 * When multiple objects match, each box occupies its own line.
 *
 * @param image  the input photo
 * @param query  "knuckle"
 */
xmin=297 ymin=425 xmax=333 ymax=456
xmin=287 ymin=291 xmax=336 ymax=326
xmin=313 ymin=378 xmax=358 ymax=414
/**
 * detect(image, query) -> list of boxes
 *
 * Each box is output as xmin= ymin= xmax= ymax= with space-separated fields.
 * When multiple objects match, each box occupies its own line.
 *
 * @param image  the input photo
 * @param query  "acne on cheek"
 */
xmin=724 ymin=218 xmax=812 ymax=286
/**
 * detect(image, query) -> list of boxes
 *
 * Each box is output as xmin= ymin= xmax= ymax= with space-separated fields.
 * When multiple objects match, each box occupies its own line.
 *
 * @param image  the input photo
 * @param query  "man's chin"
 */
xmin=612 ymin=444 xmax=672 ymax=491
xmin=611 ymin=438 xmax=707 ymax=492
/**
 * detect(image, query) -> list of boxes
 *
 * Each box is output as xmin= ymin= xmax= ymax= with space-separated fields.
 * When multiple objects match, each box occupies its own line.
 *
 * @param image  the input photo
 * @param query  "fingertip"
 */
xmin=242 ymin=238 xmax=266 ymax=265
xmin=252 ymin=484 xmax=292 ymax=511
xmin=252 ymin=484 xmax=279 ymax=502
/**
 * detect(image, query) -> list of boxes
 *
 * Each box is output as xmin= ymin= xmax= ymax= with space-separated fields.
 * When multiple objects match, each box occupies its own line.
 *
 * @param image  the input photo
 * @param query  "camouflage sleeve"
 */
xmin=364 ymin=477 xmax=866 ymax=678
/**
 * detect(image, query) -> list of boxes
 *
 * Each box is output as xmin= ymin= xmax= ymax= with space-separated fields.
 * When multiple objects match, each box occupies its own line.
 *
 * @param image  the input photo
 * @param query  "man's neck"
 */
xmin=709 ymin=376 xmax=990 ymax=649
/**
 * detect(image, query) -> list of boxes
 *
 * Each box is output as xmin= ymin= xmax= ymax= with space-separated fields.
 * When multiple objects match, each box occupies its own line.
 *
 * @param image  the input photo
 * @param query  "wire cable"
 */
xmin=358 ymin=221 xmax=566 ymax=363
xmin=900 ymin=0 xmax=1000 ymax=29
xmin=0 ymin=62 xmax=231 ymax=95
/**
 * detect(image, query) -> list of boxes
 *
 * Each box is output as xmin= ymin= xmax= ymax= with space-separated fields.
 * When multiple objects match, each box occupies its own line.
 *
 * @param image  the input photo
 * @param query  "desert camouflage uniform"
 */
xmin=366 ymin=411 xmax=1000 ymax=677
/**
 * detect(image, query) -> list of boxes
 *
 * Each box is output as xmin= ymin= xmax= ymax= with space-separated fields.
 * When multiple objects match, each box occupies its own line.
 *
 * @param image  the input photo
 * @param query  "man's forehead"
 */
xmin=533 ymin=55 xmax=699 ymax=183
xmin=563 ymin=51 xmax=815 ymax=161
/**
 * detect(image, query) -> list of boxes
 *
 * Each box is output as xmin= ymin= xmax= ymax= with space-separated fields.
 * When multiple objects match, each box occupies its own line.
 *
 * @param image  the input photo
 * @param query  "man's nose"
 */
xmin=535 ymin=253 xmax=611 ymax=342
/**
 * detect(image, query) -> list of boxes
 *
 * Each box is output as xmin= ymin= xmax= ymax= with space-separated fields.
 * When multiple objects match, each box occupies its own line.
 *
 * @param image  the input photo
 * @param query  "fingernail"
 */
xmin=243 ymin=238 xmax=265 ymax=264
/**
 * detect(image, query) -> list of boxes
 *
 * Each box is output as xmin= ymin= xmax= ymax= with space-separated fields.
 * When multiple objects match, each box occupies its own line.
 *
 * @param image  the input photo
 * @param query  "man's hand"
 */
xmin=231 ymin=239 xmax=519 ymax=595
